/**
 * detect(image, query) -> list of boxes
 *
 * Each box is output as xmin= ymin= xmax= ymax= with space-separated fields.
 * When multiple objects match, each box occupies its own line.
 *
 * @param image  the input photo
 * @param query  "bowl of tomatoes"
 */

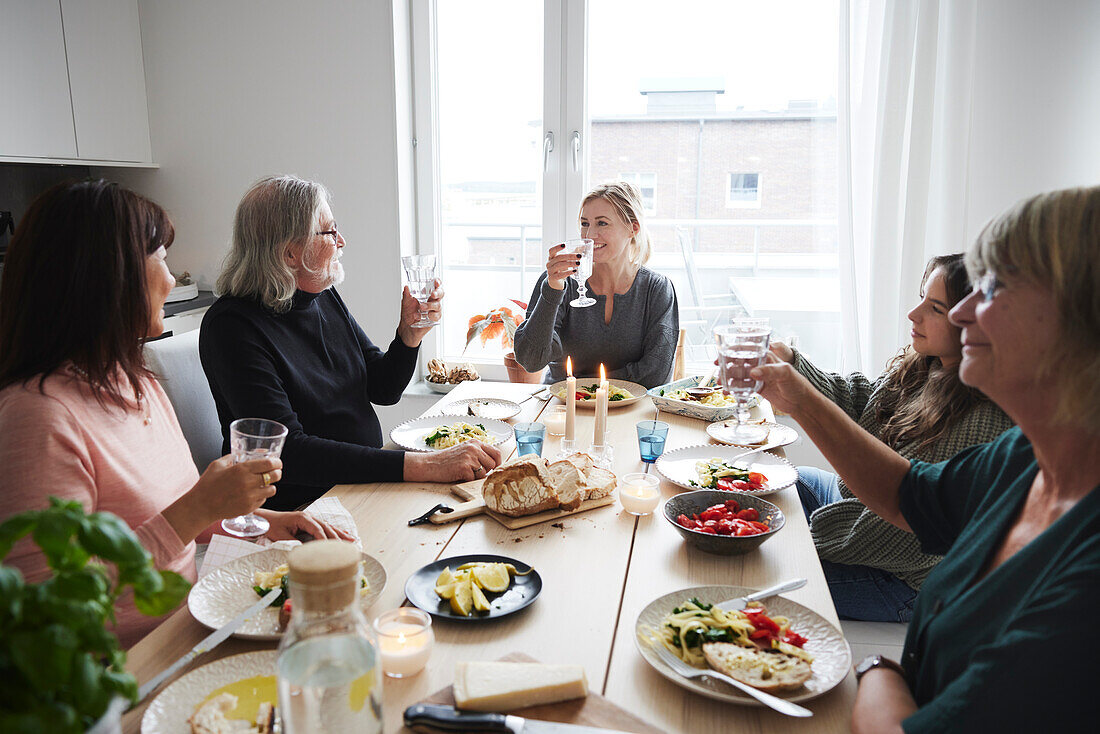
xmin=662 ymin=490 xmax=785 ymax=556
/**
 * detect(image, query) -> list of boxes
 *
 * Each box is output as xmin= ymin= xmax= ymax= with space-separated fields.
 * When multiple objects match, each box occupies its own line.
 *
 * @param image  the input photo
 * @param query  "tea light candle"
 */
xmin=619 ymin=473 xmax=661 ymax=515
xmin=373 ymin=608 xmax=433 ymax=678
xmin=565 ymin=357 xmax=576 ymax=441
xmin=544 ymin=405 xmax=567 ymax=436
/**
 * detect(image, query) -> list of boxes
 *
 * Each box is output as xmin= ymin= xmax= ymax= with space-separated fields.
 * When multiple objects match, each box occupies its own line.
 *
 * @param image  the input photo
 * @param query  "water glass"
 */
xmin=563 ymin=239 xmax=596 ymax=308
xmin=636 ymin=420 xmax=669 ymax=465
xmin=401 ymin=254 xmax=438 ymax=328
xmin=221 ymin=418 xmax=288 ymax=538
xmin=714 ymin=320 xmax=772 ymax=445
xmin=514 ymin=422 xmax=546 ymax=457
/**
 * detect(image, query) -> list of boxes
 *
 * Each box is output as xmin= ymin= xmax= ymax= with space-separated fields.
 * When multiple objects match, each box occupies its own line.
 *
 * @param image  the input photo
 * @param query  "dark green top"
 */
xmin=898 ymin=427 xmax=1100 ymax=732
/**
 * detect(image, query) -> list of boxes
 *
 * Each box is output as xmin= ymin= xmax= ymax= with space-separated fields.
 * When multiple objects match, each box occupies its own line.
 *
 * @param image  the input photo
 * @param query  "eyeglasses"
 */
xmin=315 ymin=223 xmax=339 ymax=245
xmin=972 ymin=271 xmax=1002 ymax=302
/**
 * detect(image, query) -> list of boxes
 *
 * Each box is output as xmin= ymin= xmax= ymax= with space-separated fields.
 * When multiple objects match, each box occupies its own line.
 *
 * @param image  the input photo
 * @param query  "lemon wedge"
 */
xmin=471 ymin=582 xmax=491 ymax=612
xmin=450 ymin=575 xmax=474 ymax=616
xmin=436 ymin=567 xmax=454 ymax=586
xmin=472 ymin=563 xmax=511 ymax=593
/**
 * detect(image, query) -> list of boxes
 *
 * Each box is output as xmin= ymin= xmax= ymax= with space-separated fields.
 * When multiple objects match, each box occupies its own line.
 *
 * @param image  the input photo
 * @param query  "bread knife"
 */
xmin=404 ymin=704 xmax=635 ymax=734
xmin=133 ymin=586 xmax=282 ymax=706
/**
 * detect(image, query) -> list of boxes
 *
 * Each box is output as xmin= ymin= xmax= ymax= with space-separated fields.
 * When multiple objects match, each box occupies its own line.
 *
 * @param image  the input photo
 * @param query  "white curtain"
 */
xmin=837 ymin=0 xmax=978 ymax=374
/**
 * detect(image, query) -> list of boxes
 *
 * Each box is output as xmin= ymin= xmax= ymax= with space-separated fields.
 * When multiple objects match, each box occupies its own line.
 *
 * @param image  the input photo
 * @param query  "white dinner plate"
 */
xmin=390 ymin=415 xmax=514 ymax=452
xmin=440 ymin=397 xmax=522 ymax=421
xmin=706 ymin=420 xmax=799 ymax=451
xmin=187 ymin=548 xmax=386 ymax=641
xmin=549 ymin=378 xmax=647 ymax=409
xmin=634 ymin=585 xmax=851 ymax=706
xmin=655 ymin=444 xmax=798 ymax=495
xmin=142 ymin=651 xmax=278 ymax=734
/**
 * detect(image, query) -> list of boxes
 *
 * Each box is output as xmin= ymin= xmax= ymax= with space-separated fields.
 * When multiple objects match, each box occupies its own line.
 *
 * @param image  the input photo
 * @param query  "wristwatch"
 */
xmin=854 ymin=654 xmax=906 ymax=683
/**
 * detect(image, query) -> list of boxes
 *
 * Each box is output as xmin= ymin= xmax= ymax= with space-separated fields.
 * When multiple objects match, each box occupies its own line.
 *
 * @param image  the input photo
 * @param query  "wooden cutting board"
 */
xmin=428 ymin=478 xmax=616 ymax=529
xmin=417 ymin=652 xmax=663 ymax=733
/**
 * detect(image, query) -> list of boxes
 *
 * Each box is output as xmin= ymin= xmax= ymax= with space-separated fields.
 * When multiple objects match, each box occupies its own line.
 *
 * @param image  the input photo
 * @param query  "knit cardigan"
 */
xmin=793 ymin=349 xmax=1014 ymax=590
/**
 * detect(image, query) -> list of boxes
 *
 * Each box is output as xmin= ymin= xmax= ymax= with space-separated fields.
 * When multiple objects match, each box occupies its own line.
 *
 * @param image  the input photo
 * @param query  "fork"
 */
xmin=650 ymin=642 xmax=813 ymax=717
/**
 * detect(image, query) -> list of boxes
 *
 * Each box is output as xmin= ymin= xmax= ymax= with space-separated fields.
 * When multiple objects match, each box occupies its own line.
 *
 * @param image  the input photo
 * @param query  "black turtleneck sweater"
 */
xmin=199 ymin=289 xmax=417 ymax=510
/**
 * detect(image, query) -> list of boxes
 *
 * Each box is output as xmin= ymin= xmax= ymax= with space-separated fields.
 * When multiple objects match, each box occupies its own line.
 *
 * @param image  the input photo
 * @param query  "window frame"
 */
xmin=725 ymin=172 xmax=762 ymax=209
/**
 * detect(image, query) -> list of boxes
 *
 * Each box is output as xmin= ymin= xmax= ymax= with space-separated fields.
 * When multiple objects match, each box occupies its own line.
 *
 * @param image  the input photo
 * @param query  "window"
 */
xmin=726 ymin=173 xmax=761 ymax=207
xmin=618 ymin=172 xmax=657 ymax=214
xmin=414 ymin=0 xmax=842 ymax=375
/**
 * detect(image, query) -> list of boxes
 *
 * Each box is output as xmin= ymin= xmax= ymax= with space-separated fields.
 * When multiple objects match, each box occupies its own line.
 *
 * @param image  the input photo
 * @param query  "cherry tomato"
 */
xmin=736 ymin=508 xmax=760 ymax=522
xmin=748 ymin=472 xmax=767 ymax=487
xmin=697 ymin=526 xmax=717 ymax=534
xmin=715 ymin=478 xmax=736 ymax=492
xmin=700 ymin=506 xmax=725 ymax=522
xmin=784 ymin=630 xmax=808 ymax=648
xmin=574 ymin=391 xmax=589 ymax=401
xmin=676 ymin=514 xmax=696 ymax=529
xmin=724 ymin=499 xmax=742 ymax=511
xmin=702 ymin=519 xmax=719 ymax=530
xmin=716 ymin=519 xmax=737 ymax=535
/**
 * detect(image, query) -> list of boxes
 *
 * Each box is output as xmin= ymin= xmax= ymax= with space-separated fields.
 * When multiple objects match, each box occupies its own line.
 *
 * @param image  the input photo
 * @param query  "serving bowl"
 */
xmin=648 ymin=377 xmax=759 ymax=422
xmin=662 ymin=490 xmax=784 ymax=556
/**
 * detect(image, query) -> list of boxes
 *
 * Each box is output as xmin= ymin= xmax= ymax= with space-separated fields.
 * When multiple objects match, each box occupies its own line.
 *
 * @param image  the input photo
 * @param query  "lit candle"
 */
xmin=599 ymin=363 xmax=608 ymax=392
xmin=619 ymin=473 xmax=661 ymax=515
xmin=594 ymin=384 xmax=608 ymax=445
xmin=565 ymin=357 xmax=576 ymax=442
xmin=544 ymin=405 xmax=567 ymax=436
xmin=373 ymin=609 xmax=434 ymax=678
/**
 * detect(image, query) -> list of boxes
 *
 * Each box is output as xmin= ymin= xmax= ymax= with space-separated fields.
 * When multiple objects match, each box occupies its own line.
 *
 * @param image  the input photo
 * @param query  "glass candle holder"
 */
xmin=619 ymin=473 xmax=661 ymax=515
xmin=373 ymin=608 xmax=434 ymax=678
xmin=590 ymin=434 xmax=613 ymax=470
xmin=543 ymin=405 xmax=567 ymax=436
xmin=556 ymin=437 xmax=577 ymax=459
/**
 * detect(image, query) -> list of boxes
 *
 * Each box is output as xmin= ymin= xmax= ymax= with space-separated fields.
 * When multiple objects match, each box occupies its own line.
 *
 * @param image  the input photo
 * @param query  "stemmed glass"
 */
xmin=402 ymin=255 xmax=438 ymax=328
xmin=714 ymin=319 xmax=772 ymax=446
xmin=221 ymin=418 xmax=288 ymax=538
xmin=564 ymin=239 xmax=596 ymax=308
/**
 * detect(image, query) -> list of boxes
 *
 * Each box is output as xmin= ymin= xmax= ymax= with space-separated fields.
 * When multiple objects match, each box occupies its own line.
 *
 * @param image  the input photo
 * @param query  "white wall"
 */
xmin=965 ymin=0 xmax=1100 ymax=240
xmin=97 ymin=0 xmax=413 ymax=343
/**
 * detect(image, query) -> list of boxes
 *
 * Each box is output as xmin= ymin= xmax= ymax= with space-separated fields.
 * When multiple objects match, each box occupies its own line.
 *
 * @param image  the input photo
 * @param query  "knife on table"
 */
xmin=404 ymin=704 xmax=634 ymax=734
xmin=133 ymin=586 xmax=282 ymax=706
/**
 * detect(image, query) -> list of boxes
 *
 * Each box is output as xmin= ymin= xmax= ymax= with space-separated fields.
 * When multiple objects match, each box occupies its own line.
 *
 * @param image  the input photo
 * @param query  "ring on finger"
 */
xmin=261 ymin=471 xmax=272 ymax=487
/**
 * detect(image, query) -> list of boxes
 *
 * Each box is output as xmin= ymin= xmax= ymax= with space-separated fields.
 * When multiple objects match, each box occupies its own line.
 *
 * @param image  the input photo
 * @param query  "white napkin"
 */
xmin=197 ymin=497 xmax=362 ymax=577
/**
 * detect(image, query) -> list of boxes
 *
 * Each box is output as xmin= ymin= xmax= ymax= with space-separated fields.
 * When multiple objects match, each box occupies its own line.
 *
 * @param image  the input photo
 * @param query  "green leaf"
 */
xmin=79 ymin=512 xmax=148 ymax=567
xmin=70 ymin=653 xmax=112 ymax=721
xmin=49 ymin=569 xmax=109 ymax=602
xmin=132 ymin=570 xmax=189 ymax=617
xmin=31 ymin=512 xmax=81 ymax=570
xmin=0 ymin=565 xmax=25 ymax=623
xmin=101 ymin=666 xmax=138 ymax=703
xmin=0 ymin=513 xmax=38 ymax=560
xmin=9 ymin=625 xmax=78 ymax=694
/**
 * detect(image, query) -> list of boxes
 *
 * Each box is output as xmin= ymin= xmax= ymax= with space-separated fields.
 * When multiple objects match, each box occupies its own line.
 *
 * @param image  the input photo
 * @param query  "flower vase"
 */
xmin=503 ymin=352 xmax=545 ymax=384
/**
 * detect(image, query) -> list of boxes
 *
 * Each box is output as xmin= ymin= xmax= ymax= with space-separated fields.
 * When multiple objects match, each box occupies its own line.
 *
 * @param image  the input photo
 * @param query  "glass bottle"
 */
xmin=277 ymin=540 xmax=383 ymax=733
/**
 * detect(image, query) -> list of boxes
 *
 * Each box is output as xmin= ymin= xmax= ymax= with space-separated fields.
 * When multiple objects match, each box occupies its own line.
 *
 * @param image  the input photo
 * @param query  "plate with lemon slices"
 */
xmin=405 ymin=554 xmax=542 ymax=621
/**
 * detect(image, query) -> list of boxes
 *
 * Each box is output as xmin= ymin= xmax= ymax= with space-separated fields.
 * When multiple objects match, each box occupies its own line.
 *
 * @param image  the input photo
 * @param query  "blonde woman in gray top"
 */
xmin=513 ymin=181 xmax=679 ymax=388
xmin=782 ymin=254 xmax=1013 ymax=622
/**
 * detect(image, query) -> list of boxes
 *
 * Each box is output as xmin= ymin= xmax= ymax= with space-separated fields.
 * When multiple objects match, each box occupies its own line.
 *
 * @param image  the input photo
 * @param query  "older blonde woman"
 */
xmin=200 ymin=176 xmax=501 ymax=511
xmin=513 ymin=181 xmax=679 ymax=388
xmin=754 ymin=186 xmax=1100 ymax=732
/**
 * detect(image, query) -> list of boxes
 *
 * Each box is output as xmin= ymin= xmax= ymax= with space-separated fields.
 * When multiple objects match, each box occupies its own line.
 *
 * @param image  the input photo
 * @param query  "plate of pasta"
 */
xmin=655 ymin=444 xmax=798 ymax=495
xmin=634 ymin=585 xmax=850 ymax=705
xmin=550 ymin=378 xmax=646 ymax=408
xmin=390 ymin=415 xmax=514 ymax=452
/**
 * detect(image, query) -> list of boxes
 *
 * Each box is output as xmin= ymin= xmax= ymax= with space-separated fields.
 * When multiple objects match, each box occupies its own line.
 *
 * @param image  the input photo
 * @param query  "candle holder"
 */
xmin=373 ymin=608 xmax=434 ymax=678
xmin=544 ymin=405 xmax=567 ymax=436
xmin=619 ymin=472 xmax=661 ymax=515
xmin=556 ymin=437 xmax=578 ymax=459
xmin=590 ymin=435 xmax=614 ymax=470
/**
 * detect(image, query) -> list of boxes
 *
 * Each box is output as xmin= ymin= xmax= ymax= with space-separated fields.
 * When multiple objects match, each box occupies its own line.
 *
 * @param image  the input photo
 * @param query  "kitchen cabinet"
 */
xmin=0 ymin=0 xmax=154 ymax=166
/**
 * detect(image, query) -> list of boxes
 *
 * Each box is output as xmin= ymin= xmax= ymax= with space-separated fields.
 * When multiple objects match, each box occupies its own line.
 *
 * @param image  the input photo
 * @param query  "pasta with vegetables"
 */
xmin=425 ymin=422 xmax=491 ymax=449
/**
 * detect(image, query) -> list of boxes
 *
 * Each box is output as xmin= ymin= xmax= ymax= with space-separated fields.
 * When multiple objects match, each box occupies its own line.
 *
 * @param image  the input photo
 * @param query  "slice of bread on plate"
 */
xmin=702 ymin=642 xmax=812 ymax=692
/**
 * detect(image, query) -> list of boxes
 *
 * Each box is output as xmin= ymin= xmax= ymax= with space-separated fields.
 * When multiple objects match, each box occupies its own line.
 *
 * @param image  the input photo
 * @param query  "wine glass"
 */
xmin=714 ymin=319 xmax=772 ymax=445
xmin=564 ymin=239 xmax=596 ymax=308
xmin=221 ymin=418 xmax=288 ymax=538
xmin=401 ymin=255 xmax=438 ymax=328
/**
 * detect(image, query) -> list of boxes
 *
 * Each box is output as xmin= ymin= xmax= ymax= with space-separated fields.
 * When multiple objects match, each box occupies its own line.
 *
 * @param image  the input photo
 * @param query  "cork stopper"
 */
xmin=287 ymin=540 xmax=360 ymax=612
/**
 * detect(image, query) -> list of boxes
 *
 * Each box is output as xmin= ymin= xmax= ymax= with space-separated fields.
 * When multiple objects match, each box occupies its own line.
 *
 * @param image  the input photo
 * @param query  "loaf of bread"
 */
xmin=702 ymin=642 xmax=812 ymax=692
xmin=482 ymin=454 xmax=615 ymax=517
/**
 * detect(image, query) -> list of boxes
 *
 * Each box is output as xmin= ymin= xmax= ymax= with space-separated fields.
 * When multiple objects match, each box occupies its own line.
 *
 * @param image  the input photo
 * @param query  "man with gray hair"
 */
xmin=200 ymin=175 xmax=500 ymax=510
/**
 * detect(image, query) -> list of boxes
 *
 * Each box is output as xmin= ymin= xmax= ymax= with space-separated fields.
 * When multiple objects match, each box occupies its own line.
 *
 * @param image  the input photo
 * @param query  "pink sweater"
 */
xmin=0 ymin=368 xmax=200 ymax=648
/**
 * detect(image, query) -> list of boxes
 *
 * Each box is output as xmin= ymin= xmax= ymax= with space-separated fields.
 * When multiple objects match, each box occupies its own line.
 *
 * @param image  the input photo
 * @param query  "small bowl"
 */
xmin=662 ymin=490 xmax=785 ymax=556
xmin=425 ymin=376 xmax=481 ymax=394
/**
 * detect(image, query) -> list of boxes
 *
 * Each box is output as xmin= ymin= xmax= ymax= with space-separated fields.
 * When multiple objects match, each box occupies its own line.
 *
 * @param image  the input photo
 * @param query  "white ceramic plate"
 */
xmin=634 ymin=585 xmax=851 ymax=706
xmin=187 ymin=548 xmax=386 ymax=641
xmin=426 ymin=376 xmax=481 ymax=394
xmin=440 ymin=397 xmax=522 ymax=421
xmin=390 ymin=414 xmax=514 ymax=452
xmin=142 ymin=650 xmax=278 ymax=734
xmin=549 ymin=378 xmax=647 ymax=409
xmin=655 ymin=444 xmax=798 ymax=495
xmin=706 ymin=421 xmax=799 ymax=450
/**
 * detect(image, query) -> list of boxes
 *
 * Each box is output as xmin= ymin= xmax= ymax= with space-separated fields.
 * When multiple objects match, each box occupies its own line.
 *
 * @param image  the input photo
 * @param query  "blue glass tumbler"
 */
xmin=636 ymin=420 xmax=669 ymax=465
xmin=514 ymin=422 xmax=546 ymax=457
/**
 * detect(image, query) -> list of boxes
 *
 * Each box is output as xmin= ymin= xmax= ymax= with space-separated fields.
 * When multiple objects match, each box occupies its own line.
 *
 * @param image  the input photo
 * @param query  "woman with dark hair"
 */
xmin=773 ymin=254 xmax=1013 ymax=622
xmin=0 ymin=180 xmax=348 ymax=648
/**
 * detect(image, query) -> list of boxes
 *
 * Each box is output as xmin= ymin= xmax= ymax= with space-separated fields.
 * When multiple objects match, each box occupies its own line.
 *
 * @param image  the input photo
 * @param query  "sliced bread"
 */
xmin=547 ymin=460 xmax=586 ymax=510
xmin=482 ymin=456 xmax=559 ymax=517
xmin=582 ymin=467 xmax=618 ymax=500
xmin=702 ymin=642 xmax=812 ymax=692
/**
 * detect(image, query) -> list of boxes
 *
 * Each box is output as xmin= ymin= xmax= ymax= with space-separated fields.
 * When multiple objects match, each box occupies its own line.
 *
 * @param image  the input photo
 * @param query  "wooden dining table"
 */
xmin=122 ymin=380 xmax=857 ymax=733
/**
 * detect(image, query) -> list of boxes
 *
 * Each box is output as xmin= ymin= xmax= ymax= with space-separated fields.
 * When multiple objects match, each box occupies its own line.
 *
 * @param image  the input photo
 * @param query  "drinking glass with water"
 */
xmin=714 ymin=319 xmax=771 ymax=445
xmin=221 ymin=418 xmax=287 ymax=538
xmin=401 ymin=254 xmax=438 ymax=328
xmin=513 ymin=422 xmax=546 ymax=457
xmin=636 ymin=420 xmax=669 ymax=472
xmin=563 ymin=239 xmax=596 ymax=308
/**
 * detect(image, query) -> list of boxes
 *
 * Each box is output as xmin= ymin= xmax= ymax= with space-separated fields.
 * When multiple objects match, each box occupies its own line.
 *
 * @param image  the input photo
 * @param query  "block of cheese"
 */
xmin=453 ymin=661 xmax=589 ymax=712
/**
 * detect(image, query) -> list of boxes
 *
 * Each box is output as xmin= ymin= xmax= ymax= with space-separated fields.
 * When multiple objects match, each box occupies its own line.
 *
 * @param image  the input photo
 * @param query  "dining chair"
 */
xmin=143 ymin=328 xmax=222 ymax=472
